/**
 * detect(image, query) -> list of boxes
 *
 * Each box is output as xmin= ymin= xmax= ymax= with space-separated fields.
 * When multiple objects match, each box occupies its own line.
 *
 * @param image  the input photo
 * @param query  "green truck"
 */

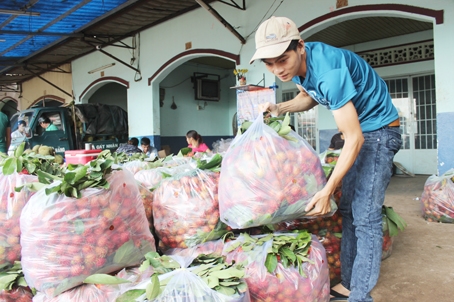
xmin=8 ymin=103 xmax=129 ymax=156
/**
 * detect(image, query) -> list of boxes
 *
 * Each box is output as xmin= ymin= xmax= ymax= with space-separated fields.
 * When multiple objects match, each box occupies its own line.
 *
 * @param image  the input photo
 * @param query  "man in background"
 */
xmin=140 ymin=137 xmax=158 ymax=159
xmin=115 ymin=137 xmax=143 ymax=155
xmin=12 ymin=120 xmax=28 ymax=139
xmin=0 ymin=112 xmax=11 ymax=154
xmin=38 ymin=116 xmax=58 ymax=131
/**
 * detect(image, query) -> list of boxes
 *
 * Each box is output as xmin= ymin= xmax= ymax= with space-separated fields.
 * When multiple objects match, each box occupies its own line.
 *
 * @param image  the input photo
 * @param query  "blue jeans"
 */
xmin=339 ymin=127 xmax=402 ymax=302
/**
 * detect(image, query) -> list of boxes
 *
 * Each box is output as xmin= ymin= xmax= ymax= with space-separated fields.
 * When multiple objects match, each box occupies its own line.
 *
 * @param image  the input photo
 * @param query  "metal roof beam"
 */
xmin=23 ymin=66 xmax=73 ymax=98
xmin=216 ymin=0 xmax=246 ymax=10
xmin=0 ymin=9 xmax=40 ymax=16
xmin=0 ymin=30 xmax=84 ymax=37
xmin=0 ymin=85 xmax=20 ymax=93
xmin=27 ymin=64 xmax=70 ymax=73
xmin=86 ymin=35 xmax=134 ymax=49
xmin=195 ymin=0 xmax=246 ymax=44
xmin=83 ymin=40 xmax=140 ymax=74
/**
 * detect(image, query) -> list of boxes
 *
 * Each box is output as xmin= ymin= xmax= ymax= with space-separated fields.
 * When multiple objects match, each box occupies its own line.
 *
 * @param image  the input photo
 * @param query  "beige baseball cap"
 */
xmin=249 ymin=16 xmax=301 ymax=64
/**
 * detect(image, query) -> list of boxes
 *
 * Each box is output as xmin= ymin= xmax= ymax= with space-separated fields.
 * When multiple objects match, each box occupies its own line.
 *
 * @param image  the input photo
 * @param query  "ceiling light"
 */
xmin=0 ymin=9 xmax=40 ymax=16
xmin=87 ymin=63 xmax=115 ymax=74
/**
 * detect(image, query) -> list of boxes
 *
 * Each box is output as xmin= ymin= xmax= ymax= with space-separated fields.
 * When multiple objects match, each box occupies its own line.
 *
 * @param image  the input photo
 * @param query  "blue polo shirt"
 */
xmin=292 ymin=42 xmax=398 ymax=132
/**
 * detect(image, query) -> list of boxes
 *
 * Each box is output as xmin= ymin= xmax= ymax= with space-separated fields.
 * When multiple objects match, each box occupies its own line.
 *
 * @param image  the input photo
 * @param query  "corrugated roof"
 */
xmin=0 ymin=0 xmax=210 ymax=88
xmin=0 ymin=0 xmax=129 ymax=67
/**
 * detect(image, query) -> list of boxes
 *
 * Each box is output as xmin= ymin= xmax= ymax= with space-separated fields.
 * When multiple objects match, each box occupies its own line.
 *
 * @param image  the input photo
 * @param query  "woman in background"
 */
xmin=186 ymin=130 xmax=210 ymax=153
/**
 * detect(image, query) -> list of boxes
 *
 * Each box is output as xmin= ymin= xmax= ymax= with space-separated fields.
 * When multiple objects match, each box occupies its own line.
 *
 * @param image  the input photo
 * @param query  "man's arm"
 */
xmin=277 ymin=86 xmax=318 ymax=115
xmin=259 ymin=85 xmax=318 ymax=116
xmin=5 ymin=127 xmax=11 ymax=151
xmin=305 ymin=101 xmax=364 ymax=215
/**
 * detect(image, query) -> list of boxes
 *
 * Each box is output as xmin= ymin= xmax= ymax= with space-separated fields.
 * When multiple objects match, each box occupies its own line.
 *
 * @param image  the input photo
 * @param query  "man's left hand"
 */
xmin=304 ymin=190 xmax=332 ymax=216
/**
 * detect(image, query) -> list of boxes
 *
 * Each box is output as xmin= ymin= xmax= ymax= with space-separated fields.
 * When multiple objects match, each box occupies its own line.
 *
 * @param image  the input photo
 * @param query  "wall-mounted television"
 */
xmin=194 ymin=73 xmax=220 ymax=102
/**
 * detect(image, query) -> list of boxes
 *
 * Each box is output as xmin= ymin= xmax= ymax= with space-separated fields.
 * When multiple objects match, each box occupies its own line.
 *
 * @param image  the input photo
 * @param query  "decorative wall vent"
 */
xmin=357 ymin=40 xmax=434 ymax=67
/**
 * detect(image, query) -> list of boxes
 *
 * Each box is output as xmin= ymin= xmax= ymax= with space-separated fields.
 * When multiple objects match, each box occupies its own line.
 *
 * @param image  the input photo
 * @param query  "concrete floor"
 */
xmin=372 ymin=174 xmax=454 ymax=302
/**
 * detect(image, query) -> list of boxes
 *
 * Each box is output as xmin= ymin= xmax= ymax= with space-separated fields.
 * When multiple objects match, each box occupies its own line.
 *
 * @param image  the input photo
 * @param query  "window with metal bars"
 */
xmin=384 ymin=74 xmax=436 ymax=150
xmin=282 ymin=90 xmax=317 ymax=150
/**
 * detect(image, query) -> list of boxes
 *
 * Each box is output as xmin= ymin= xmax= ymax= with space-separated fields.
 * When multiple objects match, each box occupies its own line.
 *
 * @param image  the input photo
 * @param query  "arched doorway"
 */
xmin=148 ymin=50 xmax=239 ymax=153
xmin=0 ymin=98 xmax=18 ymax=118
xmin=79 ymin=77 xmax=129 ymax=112
xmin=28 ymin=95 xmax=65 ymax=109
xmin=32 ymin=99 xmax=63 ymax=108
xmin=88 ymin=83 xmax=127 ymax=112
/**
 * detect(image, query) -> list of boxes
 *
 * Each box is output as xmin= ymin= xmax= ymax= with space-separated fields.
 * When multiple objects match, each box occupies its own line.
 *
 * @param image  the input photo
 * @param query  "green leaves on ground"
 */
xmin=383 ymin=206 xmax=407 ymax=237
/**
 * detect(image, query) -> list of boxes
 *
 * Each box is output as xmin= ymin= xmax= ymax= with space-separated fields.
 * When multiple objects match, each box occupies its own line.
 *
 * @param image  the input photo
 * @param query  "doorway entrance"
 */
xmin=384 ymin=74 xmax=437 ymax=175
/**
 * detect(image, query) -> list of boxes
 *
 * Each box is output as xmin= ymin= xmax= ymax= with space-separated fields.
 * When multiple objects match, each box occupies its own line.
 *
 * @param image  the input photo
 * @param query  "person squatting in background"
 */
xmin=140 ymin=137 xmax=158 ymax=159
xmin=186 ymin=130 xmax=211 ymax=153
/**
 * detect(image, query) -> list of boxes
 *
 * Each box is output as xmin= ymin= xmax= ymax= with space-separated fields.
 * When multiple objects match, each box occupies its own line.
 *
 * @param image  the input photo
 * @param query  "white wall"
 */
xmin=159 ymin=62 xmax=236 ymax=137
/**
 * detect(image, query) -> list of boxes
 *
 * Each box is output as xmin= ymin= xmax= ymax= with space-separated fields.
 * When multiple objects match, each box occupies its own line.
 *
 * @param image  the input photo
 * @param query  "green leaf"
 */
xmin=179 ymin=147 xmax=193 ymax=156
xmin=219 ymin=281 xmax=241 ymax=286
xmin=16 ymin=276 xmax=28 ymax=288
xmin=281 ymin=247 xmax=296 ymax=262
xmin=204 ymin=275 xmax=220 ymax=288
xmin=240 ymin=121 xmax=253 ymax=133
xmin=45 ymin=185 xmax=61 ymax=195
xmin=139 ymin=261 xmax=151 ymax=272
xmin=74 ymin=220 xmax=85 ymax=235
xmin=113 ymin=240 xmax=138 ymax=264
xmin=264 ymin=254 xmax=278 ymax=274
xmin=116 ymin=289 xmax=146 ymax=302
xmin=0 ymin=274 xmax=18 ymax=290
xmin=83 ymin=274 xmax=131 ymax=285
xmin=14 ymin=142 xmax=25 ymax=157
xmin=280 ymin=253 xmax=289 ymax=268
xmin=2 ymin=158 xmax=17 ymax=175
xmin=190 ymin=263 xmax=214 ymax=276
xmin=146 ymin=274 xmax=161 ymax=300
xmin=237 ymin=282 xmax=247 ymax=293
xmin=333 ymin=232 xmax=342 ymax=239
xmin=215 ymin=285 xmax=236 ymax=296
xmin=387 ymin=218 xmax=399 ymax=237
xmin=384 ymin=206 xmax=407 ymax=231
xmin=16 ymin=157 xmax=23 ymax=173
xmin=24 ymin=162 xmax=36 ymax=174
xmin=224 ymin=241 xmax=241 ymax=253
xmin=209 ymin=267 xmax=244 ymax=279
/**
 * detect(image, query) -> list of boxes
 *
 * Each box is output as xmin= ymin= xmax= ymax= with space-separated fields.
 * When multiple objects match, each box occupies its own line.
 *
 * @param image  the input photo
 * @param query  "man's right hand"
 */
xmin=258 ymin=102 xmax=280 ymax=117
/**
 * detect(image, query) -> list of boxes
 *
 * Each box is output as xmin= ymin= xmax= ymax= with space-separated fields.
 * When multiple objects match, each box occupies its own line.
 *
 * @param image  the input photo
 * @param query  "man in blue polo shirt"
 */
xmin=253 ymin=16 xmax=402 ymax=302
